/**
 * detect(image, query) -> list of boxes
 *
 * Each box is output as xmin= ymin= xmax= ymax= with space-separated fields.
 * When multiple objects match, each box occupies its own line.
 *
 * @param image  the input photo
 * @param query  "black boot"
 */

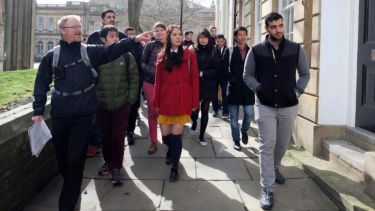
xmin=164 ymin=135 xmax=172 ymax=165
xmin=169 ymin=134 xmax=182 ymax=182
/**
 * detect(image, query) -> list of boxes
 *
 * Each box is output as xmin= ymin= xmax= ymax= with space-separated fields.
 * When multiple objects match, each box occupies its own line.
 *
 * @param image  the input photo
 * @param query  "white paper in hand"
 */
xmin=28 ymin=119 xmax=52 ymax=157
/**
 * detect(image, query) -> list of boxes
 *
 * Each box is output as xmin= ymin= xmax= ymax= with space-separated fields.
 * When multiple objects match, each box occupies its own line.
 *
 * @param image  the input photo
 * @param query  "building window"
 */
xmin=279 ymin=0 xmax=294 ymax=40
xmin=47 ymin=41 xmax=54 ymax=51
xmin=37 ymin=17 xmax=45 ymax=31
xmin=35 ymin=41 xmax=44 ymax=62
xmin=47 ymin=17 xmax=55 ymax=31
xmin=254 ymin=0 xmax=262 ymax=43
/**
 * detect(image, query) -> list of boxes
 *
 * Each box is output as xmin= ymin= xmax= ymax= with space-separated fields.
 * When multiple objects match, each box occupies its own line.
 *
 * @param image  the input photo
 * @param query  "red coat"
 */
xmin=153 ymin=47 xmax=199 ymax=115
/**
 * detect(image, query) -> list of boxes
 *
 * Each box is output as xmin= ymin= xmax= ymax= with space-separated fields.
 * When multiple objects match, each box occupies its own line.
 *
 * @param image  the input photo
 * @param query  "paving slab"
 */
xmin=124 ymin=138 xmax=168 ymax=158
xmin=160 ymin=180 xmax=245 ymax=211
xmin=212 ymin=138 xmax=258 ymax=158
xmin=243 ymin=156 xmax=309 ymax=181
xmin=84 ymin=157 xmax=196 ymax=180
xmin=181 ymin=137 xmax=216 ymax=158
xmin=196 ymin=158 xmax=251 ymax=180
xmin=94 ymin=180 xmax=163 ymax=211
xmin=236 ymin=178 xmax=338 ymax=211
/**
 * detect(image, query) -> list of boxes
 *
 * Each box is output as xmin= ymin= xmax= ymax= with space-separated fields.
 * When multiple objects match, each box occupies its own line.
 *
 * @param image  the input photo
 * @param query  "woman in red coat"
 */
xmin=154 ymin=25 xmax=199 ymax=182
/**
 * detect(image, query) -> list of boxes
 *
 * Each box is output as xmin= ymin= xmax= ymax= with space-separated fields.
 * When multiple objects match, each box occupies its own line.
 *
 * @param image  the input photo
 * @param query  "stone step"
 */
xmin=322 ymin=139 xmax=365 ymax=182
xmin=287 ymin=149 xmax=375 ymax=211
xmin=346 ymin=127 xmax=375 ymax=151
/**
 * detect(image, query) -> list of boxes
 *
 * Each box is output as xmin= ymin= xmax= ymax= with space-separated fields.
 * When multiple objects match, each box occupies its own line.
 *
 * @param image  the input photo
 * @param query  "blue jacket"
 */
xmin=33 ymin=38 xmax=137 ymax=118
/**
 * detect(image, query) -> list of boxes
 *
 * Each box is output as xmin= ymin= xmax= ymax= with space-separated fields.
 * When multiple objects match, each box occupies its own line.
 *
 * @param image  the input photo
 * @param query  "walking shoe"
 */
xmin=275 ymin=168 xmax=285 ymax=184
xmin=190 ymin=128 xmax=197 ymax=136
xmin=222 ymin=113 xmax=229 ymax=118
xmin=111 ymin=168 xmax=123 ymax=186
xmin=169 ymin=168 xmax=179 ymax=182
xmin=233 ymin=141 xmax=241 ymax=151
xmin=86 ymin=145 xmax=100 ymax=157
xmin=241 ymin=131 xmax=248 ymax=145
xmin=127 ymin=132 xmax=135 ymax=146
xmin=147 ymin=142 xmax=157 ymax=154
xmin=199 ymin=138 xmax=208 ymax=147
xmin=260 ymin=189 xmax=274 ymax=210
xmin=213 ymin=112 xmax=219 ymax=117
xmin=98 ymin=162 xmax=111 ymax=176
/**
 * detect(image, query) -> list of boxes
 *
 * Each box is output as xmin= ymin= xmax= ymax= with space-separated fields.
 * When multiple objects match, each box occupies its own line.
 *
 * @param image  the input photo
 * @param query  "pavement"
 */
xmin=24 ymin=104 xmax=338 ymax=211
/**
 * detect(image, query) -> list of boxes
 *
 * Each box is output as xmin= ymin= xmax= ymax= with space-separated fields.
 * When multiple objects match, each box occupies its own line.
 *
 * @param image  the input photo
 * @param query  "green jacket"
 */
xmin=97 ymin=53 xmax=139 ymax=111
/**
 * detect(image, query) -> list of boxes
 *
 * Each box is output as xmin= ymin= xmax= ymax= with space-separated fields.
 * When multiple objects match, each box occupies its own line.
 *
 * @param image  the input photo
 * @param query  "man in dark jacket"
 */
xmin=212 ymin=34 xmax=229 ymax=117
xmin=183 ymin=31 xmax=195 ymax=47
xmin=227 ymin=27 xmax=255 ymax=151
xmin=243 ymin=12 xmax=310 ymax=210
xmin=32 ymin=15 xmax=151 ymax=211
xmin=124 ymin=27 xmax=144 ymax=145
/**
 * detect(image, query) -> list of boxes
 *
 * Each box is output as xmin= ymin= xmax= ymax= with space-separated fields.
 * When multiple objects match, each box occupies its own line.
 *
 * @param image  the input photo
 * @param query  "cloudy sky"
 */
xmin=36 ymin=0 xmax=214 ymax=8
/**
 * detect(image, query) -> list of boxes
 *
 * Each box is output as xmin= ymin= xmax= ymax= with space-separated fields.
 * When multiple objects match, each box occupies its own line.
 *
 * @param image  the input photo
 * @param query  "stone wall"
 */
xmin=0 ymin=102 xmax=58 ymax=211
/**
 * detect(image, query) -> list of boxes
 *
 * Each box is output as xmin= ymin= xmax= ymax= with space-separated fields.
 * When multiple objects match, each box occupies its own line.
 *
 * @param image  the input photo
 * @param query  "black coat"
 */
xmin=227 ymin=45 xmax=255 ymax=105
xmin=216 ymin=46 xmax=229 ymax=82
xmin=195 ymin=47 xmax=220 ymax=101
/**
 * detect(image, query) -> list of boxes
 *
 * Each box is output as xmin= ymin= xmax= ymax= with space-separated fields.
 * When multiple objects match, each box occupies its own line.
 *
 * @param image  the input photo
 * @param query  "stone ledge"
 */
xmin=346 ymin=127 xmax=375 ymax=151
xmin=364 ymin=152 xmax=375 ymax=200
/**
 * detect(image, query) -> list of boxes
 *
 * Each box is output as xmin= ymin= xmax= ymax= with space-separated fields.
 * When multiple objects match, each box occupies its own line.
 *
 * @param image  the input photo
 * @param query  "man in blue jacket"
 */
xmin=32 ymin=15 xmax=151 ymax=211
xmin=244 ymin=12 xmax=310 ymax=210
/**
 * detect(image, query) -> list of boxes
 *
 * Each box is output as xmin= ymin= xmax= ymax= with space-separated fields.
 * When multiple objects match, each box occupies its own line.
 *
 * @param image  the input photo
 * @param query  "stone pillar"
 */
xmin=364 ymin=152 xmax=375 ymax=199
xmin=3 ymin=0 xmax=35 ymax=71
xmin=0 ymin=0 xmax=4 ymax=71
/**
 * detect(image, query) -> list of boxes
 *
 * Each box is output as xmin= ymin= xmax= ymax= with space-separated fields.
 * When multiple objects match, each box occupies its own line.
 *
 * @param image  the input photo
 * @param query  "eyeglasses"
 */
xmin=63 ymin=25 xmax=82 ymax=30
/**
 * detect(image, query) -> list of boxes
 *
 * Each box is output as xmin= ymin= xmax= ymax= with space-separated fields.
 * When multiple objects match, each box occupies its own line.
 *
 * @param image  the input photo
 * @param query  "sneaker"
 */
xmin=86 ymin=145 xmax=99 ymax=157
xmin=98 ymin=162 xmax=111 ymax=176
xmin=213 ymin=112 xmax=219 ymax=117
xmin=127 ymin=132 xmax=135 ymax=146
xmin=260 ymin=189 xmax=274 ymax=210
xmin=111 ymin=168 xmax=123 ymax=186
xmin=190 ymin=128 xmax=197 ymax=136
xmin=233 ymin=141 xmax=241 ymax=151
xmin=222 ymin=113 xmax=229 ymax=118
xmin=199 ymin=139 xmax=208 ymax=147
xmin=169 ymin=168 xmax=179 ymax=182
xmin=275 ymin=168 xmax=285 ymax=184
xmin=241 ymin=131 xmax=248 ymax=145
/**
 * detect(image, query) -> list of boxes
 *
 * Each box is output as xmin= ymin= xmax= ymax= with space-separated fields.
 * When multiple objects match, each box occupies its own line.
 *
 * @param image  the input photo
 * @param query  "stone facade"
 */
xmin=2 ymin=0 xmax=35 ymax=71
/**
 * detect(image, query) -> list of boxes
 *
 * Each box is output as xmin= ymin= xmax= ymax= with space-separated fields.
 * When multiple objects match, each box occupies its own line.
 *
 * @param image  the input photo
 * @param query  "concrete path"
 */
xmin=24 ymin=105 xmax=338 ymax=211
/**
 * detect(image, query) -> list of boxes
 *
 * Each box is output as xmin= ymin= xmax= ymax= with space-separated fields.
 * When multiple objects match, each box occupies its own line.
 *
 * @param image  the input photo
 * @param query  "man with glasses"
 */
xmin=32 ymin=15 xmax=152 ymax=211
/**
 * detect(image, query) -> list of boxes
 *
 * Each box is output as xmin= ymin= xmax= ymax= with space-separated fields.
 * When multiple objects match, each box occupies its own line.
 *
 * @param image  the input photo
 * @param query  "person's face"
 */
xmin=215 ymin=38 xmax=225 ymax=48
xmin=60 ymin=18 xmax=82 ymax=43
xmin=235 ymin=30 xmax=247 ymax=45
xmin=126 ymin=29 xmax=136 ymax=38
xmin=210 ymin=27 xmax=217 ymax=36
xmin=102 ymin=12 xmax=116 ymax=26
xmin=198 ymin=36 xmax=209 ymax=46
xmin=154 ymin=27 xmax=166 ymax=42
xmin=186 ymin=33 xmax=193 ymax=41
xmin=265 ymin=18 xmax=284 ymax=41
xmin=101 ymin=31 xmax=119 ymax=45
xmin=170 ymin=28 xmax=183 ymax=48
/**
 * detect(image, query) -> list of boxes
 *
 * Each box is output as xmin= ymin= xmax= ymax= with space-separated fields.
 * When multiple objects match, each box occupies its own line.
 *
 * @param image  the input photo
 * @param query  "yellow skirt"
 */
xmin=158 ymin=114 xmax=190 ymax=124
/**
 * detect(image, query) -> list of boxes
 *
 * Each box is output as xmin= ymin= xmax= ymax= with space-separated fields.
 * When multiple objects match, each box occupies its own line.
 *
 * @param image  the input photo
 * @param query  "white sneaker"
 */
xmin=190 ymin=128 xmax=197 ymax=136
xmin=199 ymin=139 xmax=208 ymax=147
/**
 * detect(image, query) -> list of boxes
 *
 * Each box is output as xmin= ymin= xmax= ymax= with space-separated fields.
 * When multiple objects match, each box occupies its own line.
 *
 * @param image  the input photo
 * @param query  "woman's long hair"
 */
xmin=158 ymin=25 xmax=184 ymax=71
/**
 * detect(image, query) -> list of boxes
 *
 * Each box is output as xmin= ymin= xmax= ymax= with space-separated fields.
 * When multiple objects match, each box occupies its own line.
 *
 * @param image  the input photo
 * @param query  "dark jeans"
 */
xmin=51 ymin=114 xmax=93 ymax=211
xmin=212 ymin=80 xmax=228 ymax=114
xmin=127 ymin=85 xmax=141 ymax=133
xmin=97 ymin=103 xmax=131 ymax=169
xmin=191 ymin=100 xmax=211 ymax=140
xmin=90 ymin=114 xmax=102 ymax=148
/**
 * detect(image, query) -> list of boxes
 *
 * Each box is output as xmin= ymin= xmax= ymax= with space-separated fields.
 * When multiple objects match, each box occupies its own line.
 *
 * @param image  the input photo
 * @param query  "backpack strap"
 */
xmin=80 ymin=43 xmax=98 ymax=78
xmin=52 ymin=46 xmax=61 ymax=80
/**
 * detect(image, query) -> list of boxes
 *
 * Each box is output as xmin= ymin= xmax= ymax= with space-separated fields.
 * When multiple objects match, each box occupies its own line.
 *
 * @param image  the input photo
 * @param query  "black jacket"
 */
xmin=216 ymin=46 xmax=229 ymax=82
xmin=195 ymin=46 xmax=220 ymax=101
xmin=33 ymin=38 xmax=137 ymax=118
xmin=87 ymin=30 xmax=126 ymax=45
xmin=141 ymin=40 xmax=163 ymax=84
xmin=227 ymin=45 xmax=255 ymax=105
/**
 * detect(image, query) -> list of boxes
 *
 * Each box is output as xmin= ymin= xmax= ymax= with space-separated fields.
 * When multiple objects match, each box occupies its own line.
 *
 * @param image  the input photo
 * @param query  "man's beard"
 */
xmin=269 ymin=33 xmax=283 ymax=41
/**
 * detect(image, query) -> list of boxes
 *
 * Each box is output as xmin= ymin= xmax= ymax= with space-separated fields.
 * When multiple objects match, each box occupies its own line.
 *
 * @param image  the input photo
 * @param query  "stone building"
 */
xmin=216 ymin=0 xmax=375 ymax=209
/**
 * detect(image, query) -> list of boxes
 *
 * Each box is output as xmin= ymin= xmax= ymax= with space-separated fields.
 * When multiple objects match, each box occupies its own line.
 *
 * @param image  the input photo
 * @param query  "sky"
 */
xmin=36 ymin=0 xmax=214 ymax=8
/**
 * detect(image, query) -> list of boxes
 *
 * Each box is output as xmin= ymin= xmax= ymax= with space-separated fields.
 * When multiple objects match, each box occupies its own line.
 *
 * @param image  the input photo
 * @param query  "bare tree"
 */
xmin=128 ymin=0 xmax=144 ymax=33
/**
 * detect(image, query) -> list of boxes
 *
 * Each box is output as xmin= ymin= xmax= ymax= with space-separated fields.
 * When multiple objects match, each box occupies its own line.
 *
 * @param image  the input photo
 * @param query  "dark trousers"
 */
xmin=212 ymin=80 xmax=228 ymax=114
xmin=51 ymin=114 xmax=93 ymax=211
xmin=97 ymin=103 xmax=131 ymax=169
xmin=127 ymin=86 xmax=141 ymax=133
xmin=191 ymin=100 xmax=211 ymax=140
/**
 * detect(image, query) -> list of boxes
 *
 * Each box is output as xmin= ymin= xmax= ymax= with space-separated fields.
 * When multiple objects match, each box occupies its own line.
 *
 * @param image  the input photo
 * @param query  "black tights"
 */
xmin=190 ymin=100 xmax=211 ymax=140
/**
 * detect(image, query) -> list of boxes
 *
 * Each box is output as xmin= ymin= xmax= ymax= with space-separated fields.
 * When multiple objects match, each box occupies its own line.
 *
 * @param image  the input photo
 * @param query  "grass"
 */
xmin=0 ymin=69 xmax=37 ymax=111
